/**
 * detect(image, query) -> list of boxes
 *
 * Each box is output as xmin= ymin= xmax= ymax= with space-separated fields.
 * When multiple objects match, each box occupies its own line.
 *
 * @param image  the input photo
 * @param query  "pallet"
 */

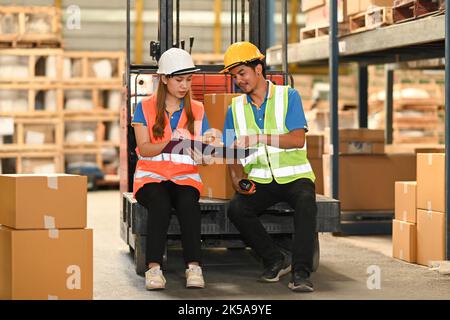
xmin=349 ymin=7 xmax=393 ymax=34
xmin=393 ymin=0 xmax=440 ymax=24
xmin=300 ymin=23 xmax=349 ymax=42
xmin=62 ymin=51 xmax=125 ymax=84
xmin=0 ymin=6 xmax=62 ymax=48
xmin=338 ymin=211 xmax=394 ymax=235
xmin=0 ymin=150 xmax=62 ymax=174
xmin=122 ymin=193 xmax=331 ymax=275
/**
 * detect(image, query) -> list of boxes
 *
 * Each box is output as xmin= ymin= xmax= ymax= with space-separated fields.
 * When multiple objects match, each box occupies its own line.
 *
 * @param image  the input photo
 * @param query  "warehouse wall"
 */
xmin=0 ymin=0 xmax=303 ymax=63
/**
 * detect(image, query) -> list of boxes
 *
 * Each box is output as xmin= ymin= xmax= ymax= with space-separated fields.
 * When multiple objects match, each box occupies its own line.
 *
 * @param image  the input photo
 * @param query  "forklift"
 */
xmin=120 ymin=0 xmax=341 ymax=275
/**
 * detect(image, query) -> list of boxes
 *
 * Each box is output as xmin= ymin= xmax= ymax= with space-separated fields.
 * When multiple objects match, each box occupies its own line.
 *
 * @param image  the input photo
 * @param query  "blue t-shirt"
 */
xmin=132 ymin=99 xmax=210 ymax=135
xmin=222 ymin=86 xmax=308 ymax=147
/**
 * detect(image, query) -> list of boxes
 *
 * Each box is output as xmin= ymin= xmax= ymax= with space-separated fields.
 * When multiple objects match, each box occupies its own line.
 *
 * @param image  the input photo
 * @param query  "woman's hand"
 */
xmin=187 ymin=148 xmax=214 ymax=165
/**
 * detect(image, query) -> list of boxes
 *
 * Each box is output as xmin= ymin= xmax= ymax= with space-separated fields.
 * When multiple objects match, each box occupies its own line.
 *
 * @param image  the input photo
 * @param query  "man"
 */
xmin=222 ymin=42 xmax=317 ymax=293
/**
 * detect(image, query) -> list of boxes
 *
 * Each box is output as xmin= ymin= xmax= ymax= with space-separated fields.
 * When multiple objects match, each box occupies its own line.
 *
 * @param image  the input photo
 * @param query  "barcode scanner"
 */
xmin=239 ymin=179 xmax=256 ymax=193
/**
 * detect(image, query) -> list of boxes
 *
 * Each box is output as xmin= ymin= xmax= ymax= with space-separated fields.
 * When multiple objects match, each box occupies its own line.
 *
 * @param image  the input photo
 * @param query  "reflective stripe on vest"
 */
xmin=135 ymin=170 xmax=201 ymax=183
xmin=231 ymin=83 xmax=315 ymax=184
xmin=138 ymin=153 xmax=197 ymax=166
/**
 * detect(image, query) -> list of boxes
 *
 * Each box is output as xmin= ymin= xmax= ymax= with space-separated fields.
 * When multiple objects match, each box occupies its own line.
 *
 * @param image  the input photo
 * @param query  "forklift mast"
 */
xmin=121 ymin=0 xmax=289 ymax=193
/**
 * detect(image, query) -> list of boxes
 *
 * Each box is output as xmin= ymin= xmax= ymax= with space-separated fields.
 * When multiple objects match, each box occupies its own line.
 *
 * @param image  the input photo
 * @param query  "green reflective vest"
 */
xmin=231 ymin=83 xmax=315 ymax=184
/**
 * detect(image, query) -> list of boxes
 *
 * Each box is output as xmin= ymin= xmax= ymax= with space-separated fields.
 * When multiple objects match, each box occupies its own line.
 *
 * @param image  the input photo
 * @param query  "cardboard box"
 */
xmin=0 ymin=227 xmax=93 ymax=300
xmin=203 ymin=93 xmax=240 ymax=137
xmin=199 ymin=164 xmax=235 ymax=200
xmin=395 ymin=181 xmax=417 ymax=223
xmin=323 ymin=154 xmax=416 ymax=210
xmin=0 ymin=174 xmax=87 ymax=229
xmin=304 ymin=0 xmax=347 ymax=27
xmin=392 ymin=219 xmax=416 ymax=263
xmin=416 ymin=209 xmax=445 ymax=266
xmin=347 ymin=0 xmax=393 ymax=16
xmin=416 ymin=153 xmax=445 ymax=213
xmin=324 ymin=128 xmax=385 ymax=155
xmin=302 ymin=0 xmax=326 ymax=12
xmin=309 ymin=158 xmax=324 ymax=194
xmin=306 ymin=134 xmax=324 ymax=159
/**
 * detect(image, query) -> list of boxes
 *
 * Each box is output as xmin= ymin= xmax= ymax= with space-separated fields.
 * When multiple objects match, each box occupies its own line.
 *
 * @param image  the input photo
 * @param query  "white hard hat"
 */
xmin=157 ymin=48 xmax=200 ymax=75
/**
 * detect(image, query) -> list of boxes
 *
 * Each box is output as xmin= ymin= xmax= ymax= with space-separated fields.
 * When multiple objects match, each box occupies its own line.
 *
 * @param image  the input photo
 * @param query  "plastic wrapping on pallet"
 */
xmin=108 ymin=122 xmax=120 ymax=143
xmin=0 ymin=90 xmax=28 ymax=112
xmin=45 ymin=56 xmax=58 ymax=78
xmin=21 ymin=159 xmax=56 ymax=174
xmin=65 ymin=90 xmax=93 ymax=111
xmin=25 ymin=13 xmax=52 ymax=34
xmin=44 ymin=90 xmax=57 ymax=112
xmin=107 ymin=90 xmax=122 ymax=110
xmin=0 ymin=56 xmax=29 ymax=78
xmin=65 ymin=123 xmax=96 ymax=143
xmin=0 ymin=14 xmax=18 ymax=34
xmin=91 ymin=59 xmax=113 ymax=78
xmin=63 ymin=58 xmax=72 ymax=78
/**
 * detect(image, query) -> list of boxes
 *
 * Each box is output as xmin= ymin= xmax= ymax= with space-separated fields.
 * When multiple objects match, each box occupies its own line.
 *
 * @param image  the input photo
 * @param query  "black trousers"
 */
xmin=227 ymin=178 xmax=317 ymax=275
xmin=135 ymin=181 xmax=202 ymax=267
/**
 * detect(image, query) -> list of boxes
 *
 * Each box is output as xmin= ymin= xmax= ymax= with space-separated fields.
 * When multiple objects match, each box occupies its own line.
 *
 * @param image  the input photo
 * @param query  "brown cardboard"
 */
xmin=392 ymin=219 xmax=417 ymax=263
xmin=0 ymin=227 xmax=93 ymax=300
xmin=306 ymin=134 xmax=324 ymax=159
xmin=302 ymin=0 xmax=326 ymax=12
xmin=417 ymin=153 xmax=445 ymax=213
xmin=416 ymin=210 xmax=445 ymax=266
xmin=0 ymin=174 xmax=87 ymax=229
xmin=203 ymin=93 xmax=240 ymax=136
xmin=324 ymin=128 xmax=385 ymax=154
xmin=395 ymin=181 xmax=417 ymax=223
xmin=309 ymin=158 xmax=324 ymax=194
xmin=347 ymin=0 xmax=393 ymax=16
xmin=323 ymin=154 xmax=416 ymax=210
xmin=304 ymin=0 xmax=346 ymax=26
xmin=199 ymin=164 xmax=235 ymax=200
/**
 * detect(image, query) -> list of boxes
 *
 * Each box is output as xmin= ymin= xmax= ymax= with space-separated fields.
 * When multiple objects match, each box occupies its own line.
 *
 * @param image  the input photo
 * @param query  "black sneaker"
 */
xmin=260 ymin=257 xmax=291 ymax=282
xmin=288 ymin=270 xmax=314 ymax=293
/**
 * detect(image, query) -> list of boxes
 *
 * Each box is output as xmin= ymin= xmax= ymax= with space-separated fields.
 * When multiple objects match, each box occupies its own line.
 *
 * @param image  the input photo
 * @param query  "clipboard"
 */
xmin=161 ymin=139 xmax=257 ymax=160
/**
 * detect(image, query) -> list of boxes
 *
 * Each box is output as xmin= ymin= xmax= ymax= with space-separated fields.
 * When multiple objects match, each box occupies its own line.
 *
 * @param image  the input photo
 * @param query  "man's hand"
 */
xmin=231 ymin=176 xmax=256 ymax=195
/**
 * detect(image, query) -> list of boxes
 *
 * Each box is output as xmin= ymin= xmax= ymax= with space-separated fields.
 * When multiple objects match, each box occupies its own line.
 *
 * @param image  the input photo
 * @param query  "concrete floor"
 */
xmin=88 ymin=190 xmax=450 ymax=300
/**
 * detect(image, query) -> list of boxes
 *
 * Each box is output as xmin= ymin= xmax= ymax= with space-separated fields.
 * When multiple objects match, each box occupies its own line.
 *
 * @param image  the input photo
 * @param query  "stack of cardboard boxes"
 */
xmin=323 ymin=128 xmax=416 ymax=211
xmin=393 ymin=153 xmax=446 ymax=266
xmin=0 ymin=174 xmax=93 ymax=300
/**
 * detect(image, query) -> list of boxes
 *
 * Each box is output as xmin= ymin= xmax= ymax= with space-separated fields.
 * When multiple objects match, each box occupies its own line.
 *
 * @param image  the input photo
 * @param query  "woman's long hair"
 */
xmin=153 ymin=77 xmax=195 ymax=139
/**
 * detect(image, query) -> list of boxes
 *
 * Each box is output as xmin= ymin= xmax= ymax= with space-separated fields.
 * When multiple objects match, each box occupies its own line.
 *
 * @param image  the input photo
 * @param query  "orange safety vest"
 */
xmin=133 ymin=94 xmax=204 ymax=196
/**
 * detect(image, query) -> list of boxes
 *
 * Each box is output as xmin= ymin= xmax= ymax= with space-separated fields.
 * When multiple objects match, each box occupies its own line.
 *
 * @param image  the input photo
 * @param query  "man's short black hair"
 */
xmin=246 ymin=59 xmax=266 ymax=78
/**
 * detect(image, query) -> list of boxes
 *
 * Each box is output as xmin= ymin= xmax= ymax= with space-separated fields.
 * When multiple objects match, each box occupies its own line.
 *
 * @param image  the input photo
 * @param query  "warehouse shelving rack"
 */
xmin=267 ymin=2 xmax=449 ymax=259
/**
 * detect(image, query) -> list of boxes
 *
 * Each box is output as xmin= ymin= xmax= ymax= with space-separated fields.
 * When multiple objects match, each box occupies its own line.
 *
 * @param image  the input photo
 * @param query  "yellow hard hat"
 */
xmin=221 ymin=41 xmax=265 ymax=73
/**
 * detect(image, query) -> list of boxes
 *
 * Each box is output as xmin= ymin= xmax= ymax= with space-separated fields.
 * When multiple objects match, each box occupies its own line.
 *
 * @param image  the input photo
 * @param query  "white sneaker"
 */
xmin=145 ymin=266 xmax=166 ymax=290
xmin=185 ymin=265 xmax=205 ymax=289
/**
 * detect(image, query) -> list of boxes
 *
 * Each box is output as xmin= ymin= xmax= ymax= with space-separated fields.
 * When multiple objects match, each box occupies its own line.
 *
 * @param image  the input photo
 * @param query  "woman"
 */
xmin=131 ymin=48 xmax=211 ymax=290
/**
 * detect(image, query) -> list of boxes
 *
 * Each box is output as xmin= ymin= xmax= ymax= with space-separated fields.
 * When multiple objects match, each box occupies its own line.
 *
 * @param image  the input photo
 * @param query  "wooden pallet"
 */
xmin=0 ymin=6 xmax=62 ymax=48
xmin=0 ymin=48 xmax=63 ymax=83
xmin=393 ymin=0 xmax=440 ymax=24
xmin=349 ymin=7 xmax=393 ymax=34
xmin=300 ymin=23 xmax=349 ymax=42
xmin=62 ymin=51 xmax=125 ymax=84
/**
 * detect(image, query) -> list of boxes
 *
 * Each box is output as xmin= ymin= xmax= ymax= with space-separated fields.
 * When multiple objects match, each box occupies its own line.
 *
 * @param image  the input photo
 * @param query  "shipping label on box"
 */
xmin=395 ymin=181 xmax=417 ymax=223
xmin=0 ymin=227 xmax=93 ymax=300
xmin=0 ymin=174 xmax=87 ymax=229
